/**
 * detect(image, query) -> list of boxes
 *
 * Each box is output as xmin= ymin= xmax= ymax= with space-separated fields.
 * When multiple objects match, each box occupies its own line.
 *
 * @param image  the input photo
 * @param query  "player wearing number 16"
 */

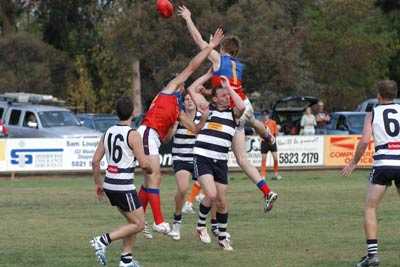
xmin=341 ymin=80 xmax=400 ymax=267
xmin=90 ymin=96 xmax=153 ymax=267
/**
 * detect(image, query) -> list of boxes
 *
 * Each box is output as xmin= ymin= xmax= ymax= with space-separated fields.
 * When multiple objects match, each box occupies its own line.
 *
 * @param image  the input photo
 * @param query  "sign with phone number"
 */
xmin=276 ymin=136 xmax=324 ymax=167
xmin=226 ymin=135 xmax=324 ymax=168
xmin=1 ymin=135 xmax=325 ymax=172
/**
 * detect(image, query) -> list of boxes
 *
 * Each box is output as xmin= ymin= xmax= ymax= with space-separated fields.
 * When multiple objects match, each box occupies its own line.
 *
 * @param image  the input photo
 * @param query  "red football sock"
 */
xmin=138 ymin=186 xmax=148 ymax=212
xmin=147 ymin=188 xmax=164 ymax=225
xmin=256 ymin=179 xmax=271 ymax=197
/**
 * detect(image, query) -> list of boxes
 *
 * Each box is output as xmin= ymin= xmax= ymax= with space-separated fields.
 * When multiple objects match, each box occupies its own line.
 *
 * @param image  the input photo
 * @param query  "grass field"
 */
xmin=1 ymin=170 xmax=400 ymax=267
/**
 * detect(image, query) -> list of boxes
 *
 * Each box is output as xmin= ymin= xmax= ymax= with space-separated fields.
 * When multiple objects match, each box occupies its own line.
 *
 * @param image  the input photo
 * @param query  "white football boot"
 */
xmin=182 ymin=201 xmax=195 ymax=214
xmin=168 ymin=222 xmax=181 ymax=241
xmin=152 ymin=222 xmax=171 ymax=234
xmin=196 ymin=227 xmax=211 ymax=244
xmin=90 ymin=236 xmax=107 ymax=266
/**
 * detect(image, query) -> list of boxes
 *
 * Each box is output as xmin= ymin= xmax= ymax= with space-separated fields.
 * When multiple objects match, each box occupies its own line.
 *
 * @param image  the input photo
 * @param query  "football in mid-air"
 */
xmin=156 ymin=0 xmax=174 ymax=18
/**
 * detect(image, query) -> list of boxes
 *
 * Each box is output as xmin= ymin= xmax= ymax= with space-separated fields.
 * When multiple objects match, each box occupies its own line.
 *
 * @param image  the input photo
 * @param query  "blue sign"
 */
xmin=10 ymin=148 xmax=64 ymax=165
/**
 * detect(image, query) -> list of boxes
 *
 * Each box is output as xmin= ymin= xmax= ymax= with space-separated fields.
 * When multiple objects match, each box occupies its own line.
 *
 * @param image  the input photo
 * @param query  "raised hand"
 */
xmin=220 ymin=75 xmax=231 ymax=89
xmin=198 ymin=102 xmax=209 ymax=115
xmin=178 ymin=5 xmax=191 ymax=20
xmin=209 ymin=28 xmax=224 ymax=48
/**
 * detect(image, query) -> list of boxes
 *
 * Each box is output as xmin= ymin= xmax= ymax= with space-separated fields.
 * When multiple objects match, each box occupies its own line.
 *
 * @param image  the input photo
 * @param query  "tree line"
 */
xmin=0 ymin=0 xmax=399 ymax=113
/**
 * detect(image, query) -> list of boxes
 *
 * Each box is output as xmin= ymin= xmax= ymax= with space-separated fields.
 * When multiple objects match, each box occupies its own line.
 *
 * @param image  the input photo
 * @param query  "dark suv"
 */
xmin=271 ymin=96 xmax=319 ymax=135
xmin=326 ymin=112 xmax=366 ymax=135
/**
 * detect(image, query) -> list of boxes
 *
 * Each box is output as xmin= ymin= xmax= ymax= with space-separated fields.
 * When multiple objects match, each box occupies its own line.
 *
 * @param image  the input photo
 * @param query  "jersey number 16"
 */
xmin=107 ymin=134 xmax=124 ymax=163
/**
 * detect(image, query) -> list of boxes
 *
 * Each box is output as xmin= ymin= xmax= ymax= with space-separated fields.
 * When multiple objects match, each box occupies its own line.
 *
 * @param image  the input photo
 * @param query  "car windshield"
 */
xmin=94 ymin=118 xmax=119 ymax=132
xmin=347 ymin=114 xmax=366 ymax=132
xmin=39 ymin=111 xmax=80 ymax=127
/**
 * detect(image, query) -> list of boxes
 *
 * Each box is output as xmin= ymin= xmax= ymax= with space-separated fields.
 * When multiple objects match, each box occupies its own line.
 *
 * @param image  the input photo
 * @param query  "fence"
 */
xmin=0 ymin=135 xmax=374 ymax=174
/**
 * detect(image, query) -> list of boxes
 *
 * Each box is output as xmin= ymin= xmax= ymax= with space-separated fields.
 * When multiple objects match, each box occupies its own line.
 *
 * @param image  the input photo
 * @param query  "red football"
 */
xmin=156 ymin=0 xmax=174 ymax=18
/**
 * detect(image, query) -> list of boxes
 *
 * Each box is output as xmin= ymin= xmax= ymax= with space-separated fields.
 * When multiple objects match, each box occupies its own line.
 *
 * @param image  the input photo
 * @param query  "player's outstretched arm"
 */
xmin=178 ymin=5 xmax=219 ymax=65
xmin=185 ymin=72 xmax=211 ymax=133
xmin=164 ymin=28 xmax=224 ymax=93
xmin=129 ymin=131 xmax=153 ymax=174
xmin=341 ymin=113 xmax=373 ymax=176
xmin=187 ymin=69 xmax=212 ymax=111
xmin=179 ymin=108 xmax=209 ymax=135
xmin=92 ymin=136 xmax=105 ymax=200
xmin=221 ymin=76 xmax=245 ymax=118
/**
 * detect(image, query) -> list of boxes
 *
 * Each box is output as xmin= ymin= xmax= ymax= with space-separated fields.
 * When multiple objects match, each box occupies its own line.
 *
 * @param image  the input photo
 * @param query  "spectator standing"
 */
xmin=300 ymin=107 xmax=316 ymax=135
xmin=315 ymin=101 xmax=330 ymax=135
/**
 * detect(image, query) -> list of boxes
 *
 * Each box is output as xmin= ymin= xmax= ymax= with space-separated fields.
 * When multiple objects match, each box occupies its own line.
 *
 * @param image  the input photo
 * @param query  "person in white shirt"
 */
xmin=300 ymin=107 xmax=317 ymax=135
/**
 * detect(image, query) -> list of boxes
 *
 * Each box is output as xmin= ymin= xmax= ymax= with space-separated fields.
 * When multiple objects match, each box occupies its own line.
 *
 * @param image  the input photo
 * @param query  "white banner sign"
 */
xmin=276 ymin=135 xmax=324 ymax=167
xmin=228 ymin=135 xmax=324 ymax=168
xmin=1 ymin=135 xmax=324 ymax=172
xmin=5 ymin=137 xmax=106 ymax=172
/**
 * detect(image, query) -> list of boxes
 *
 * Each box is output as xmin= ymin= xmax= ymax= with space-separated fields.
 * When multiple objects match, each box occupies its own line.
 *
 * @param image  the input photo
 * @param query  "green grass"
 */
xmin=1 ymin=170 xmax=400 ymax=267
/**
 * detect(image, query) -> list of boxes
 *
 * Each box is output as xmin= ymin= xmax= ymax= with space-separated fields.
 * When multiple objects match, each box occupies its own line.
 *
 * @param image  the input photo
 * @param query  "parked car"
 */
xmin=0 ymin=102 xmax=101 ymax=138
xmin=271 ymin=96 xmax=319 ymax=135
xmin=0 ymin=102 xmax=8 ymax=137
xmin=356 ymin=98 xmax=400 ymax=112
xmin=326 ymin=112 xmax=366 ymax=135
xmin=0 ymin=119 xmax=8 ymax=137
xmin=76 ymin=113 xmax=119 ymax=133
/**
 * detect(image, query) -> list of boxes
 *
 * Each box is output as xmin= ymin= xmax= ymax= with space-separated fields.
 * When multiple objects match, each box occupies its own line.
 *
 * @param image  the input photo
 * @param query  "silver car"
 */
xmin=1 ymin=102 xmax=102 ymax=138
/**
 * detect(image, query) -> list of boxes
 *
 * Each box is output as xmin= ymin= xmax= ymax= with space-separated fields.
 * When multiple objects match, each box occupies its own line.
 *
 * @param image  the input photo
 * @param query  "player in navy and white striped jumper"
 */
xmin=167 ymin=94 xmax=205 ymax=241
xmin=342 ymin=80 xmax=400 ymax=267
xmin=188 ymin=75 xmax=245 ymax=251
xmin=91 ymin=96 xmax=152 ymax=267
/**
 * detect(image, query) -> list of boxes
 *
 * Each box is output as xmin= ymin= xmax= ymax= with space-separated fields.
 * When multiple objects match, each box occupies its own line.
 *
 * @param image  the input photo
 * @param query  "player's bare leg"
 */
xmin=249 ymin=117 xmax=270 ymax=140
xmin=109 ymin=208 xmax=145 ymax=241
xmin=232 ymin=129 xmax=278 ymax=212
xmin=232 ymin=129 xmax=262 ymax=184
xmin=356 ymin=184 xmax=386 ymax=267
xmin=364 ymin=184 xmax=386 ymax=240
xmin=168 ymin=170 xmax=191 ymax=240
xmin=174 ymin=170 xmax=191 ymax=215
xmin=119 ymin=209 xmax=144 ymax=267
xmin=196 ymin=174 xmax=216 ymax=244
xmin=117 ymin=210 xmax=139 ymax=267
xmin=91 ymin=208 xmax=145 ymax=266
xmin=215 ymin=182 xmax=232 ymax=251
